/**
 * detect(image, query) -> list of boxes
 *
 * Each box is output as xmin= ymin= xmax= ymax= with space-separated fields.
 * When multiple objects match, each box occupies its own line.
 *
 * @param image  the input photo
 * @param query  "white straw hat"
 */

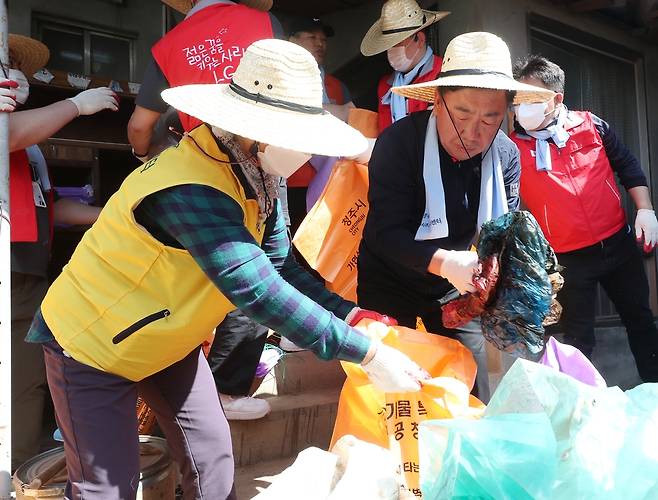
xmin=8 ymin=34 xmax=50 ymax=76
xmin=161 ymin=0 xmax=273 ymax=13
xmin=360 ymin=0 xmax=450 ymax=56
xmin=161 ymin=39 xmax=368 ymax=157
xmin=392 ymin=32 xmax=555 ymax=105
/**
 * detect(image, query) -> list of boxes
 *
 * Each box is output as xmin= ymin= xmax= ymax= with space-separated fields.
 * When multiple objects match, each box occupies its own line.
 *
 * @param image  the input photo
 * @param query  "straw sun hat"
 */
xmin=161 ymin=39 xmax=368 ymax=157
xmin=161 ymin=0 xmax=273 ymax=13
xmin=8 ymin=34 xmax=50 ymax=76
xmin=392 ymin=32 xmax=555 ymax=105
xmin=361 ymin=0 xmax=450 ymax=56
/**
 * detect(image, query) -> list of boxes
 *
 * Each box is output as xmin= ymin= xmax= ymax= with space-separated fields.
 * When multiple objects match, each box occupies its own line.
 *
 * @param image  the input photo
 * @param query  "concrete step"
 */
xmin=234 ymin=456 xmax=294 ymax=499
xmin=230 ymin=387 xmax=340 ymax=468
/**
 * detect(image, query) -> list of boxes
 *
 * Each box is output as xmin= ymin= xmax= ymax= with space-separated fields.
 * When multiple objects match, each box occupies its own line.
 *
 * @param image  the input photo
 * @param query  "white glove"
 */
xmin=439 ymin=250 xmax=479 ymax=294
xmin=0 ymin=80 xmax=16 ymax=112
xmin=635 ymin=209 xmax=658 ymax=251
xmin=347 ymin=138 xmax=376 ymax=164
xmin=361 ymin=343 xmax=428 ymax=393
xmin=68 ymin=87 xmax=118 ymax=116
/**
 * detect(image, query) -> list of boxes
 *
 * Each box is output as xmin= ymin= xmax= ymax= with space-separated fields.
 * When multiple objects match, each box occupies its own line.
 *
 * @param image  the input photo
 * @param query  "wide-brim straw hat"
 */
xmin=161 ymin=39 xmax=367 ymax=157
xmin=392 ymin=32 xmax=555 ymax=105
xmin=8 ymin=34 xmax=50 ymax=76
xmin=361 ymin=0 xmax=450 ymax=56
xmin=162 ymin=0 xmax=273 ymax=13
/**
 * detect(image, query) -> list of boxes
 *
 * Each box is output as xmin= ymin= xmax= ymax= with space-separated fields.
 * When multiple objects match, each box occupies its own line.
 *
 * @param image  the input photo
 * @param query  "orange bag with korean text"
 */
xmin=331 ymin=321 xmax=484 ymax=498
xmin=292 ymin=159 xmax=368 ymax=301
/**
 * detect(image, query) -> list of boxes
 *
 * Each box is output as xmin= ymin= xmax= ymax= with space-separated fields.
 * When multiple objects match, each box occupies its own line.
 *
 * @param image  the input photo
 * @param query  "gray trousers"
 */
xmin=43 ymin=342 xmax=236 ymax=500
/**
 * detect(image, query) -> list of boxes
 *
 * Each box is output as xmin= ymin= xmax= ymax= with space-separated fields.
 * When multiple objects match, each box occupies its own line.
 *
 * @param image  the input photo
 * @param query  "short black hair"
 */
xmin=438 ymin=86 xmax=516 ymax=105
xmin=513 ymin=55 xmax=565 ymax=93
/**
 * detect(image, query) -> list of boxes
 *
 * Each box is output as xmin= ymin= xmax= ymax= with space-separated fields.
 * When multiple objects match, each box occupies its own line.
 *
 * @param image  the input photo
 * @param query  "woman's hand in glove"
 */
xmin=68 ymin=87 xmax=119 ymax=116
xmin=361 ymin=343 xmax=429 ymax=393
xmin=345 ymin=307 xmax=398 ymax=327
xmin=429 ymin=249 xmax=479 ymax=294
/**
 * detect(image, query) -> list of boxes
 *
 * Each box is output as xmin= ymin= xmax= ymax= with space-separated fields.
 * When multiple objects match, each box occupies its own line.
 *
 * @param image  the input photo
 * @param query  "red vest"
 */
xmin=287 ymin=73 xmax=348 ymax=188
xmin=10 ymin=148 xmax=54 ymax=243
xmin=152 ymin=3 xmax=273 ymax=131
xmin=511 ymin=111 xmax=626 ymax=253
xmin=377 ymin=55 xmax=443 ymax=134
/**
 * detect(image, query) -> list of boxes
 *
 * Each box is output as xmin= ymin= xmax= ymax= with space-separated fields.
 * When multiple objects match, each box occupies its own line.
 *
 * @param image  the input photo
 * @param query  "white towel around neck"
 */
xmin=415 ymin=114 xmax=509 ymax=241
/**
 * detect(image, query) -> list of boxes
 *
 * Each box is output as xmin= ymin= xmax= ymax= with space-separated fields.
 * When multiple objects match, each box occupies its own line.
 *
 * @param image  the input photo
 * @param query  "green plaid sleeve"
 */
xmin=138 ymin=184 xmax=371 ymax=363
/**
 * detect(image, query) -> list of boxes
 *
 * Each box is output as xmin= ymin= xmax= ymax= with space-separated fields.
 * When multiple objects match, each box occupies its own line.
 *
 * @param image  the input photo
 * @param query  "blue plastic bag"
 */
xmin=419 ymin=413 xmax=557 ymax=500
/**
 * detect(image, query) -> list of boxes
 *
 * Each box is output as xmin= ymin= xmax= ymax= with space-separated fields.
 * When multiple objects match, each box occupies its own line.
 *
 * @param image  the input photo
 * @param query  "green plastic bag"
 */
xmin=419 ymin=413 xmax=557 ymax=500
xmin=486 ymin=360 xmax=658 ymax=499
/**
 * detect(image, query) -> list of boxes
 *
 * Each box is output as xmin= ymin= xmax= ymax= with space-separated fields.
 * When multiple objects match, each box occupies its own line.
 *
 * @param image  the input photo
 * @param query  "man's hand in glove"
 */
xmin=346 ymin=307 xmax=398 ymax=327
xmin=361 ymin=343 xmax=429 ymax=393
xmin=68 ymin=87 xmax=119 ymax=116
xmin=429 ymin=249 xmax=479 ymax=294
xmin=635 ymin=208 xmax=658 ymax=252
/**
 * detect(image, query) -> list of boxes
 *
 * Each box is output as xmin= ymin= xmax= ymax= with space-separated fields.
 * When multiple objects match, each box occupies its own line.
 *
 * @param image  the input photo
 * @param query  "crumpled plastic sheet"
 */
xmin=477 ymin=211 xmax=561 ymax=358
xmin=419 ymin=359 xmax=658 ymax=500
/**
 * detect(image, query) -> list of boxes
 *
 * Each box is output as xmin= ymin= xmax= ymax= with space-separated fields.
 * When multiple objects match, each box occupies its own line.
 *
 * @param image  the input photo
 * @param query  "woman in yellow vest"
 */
xmin=26 ymin=39 xmax=428 ymax=499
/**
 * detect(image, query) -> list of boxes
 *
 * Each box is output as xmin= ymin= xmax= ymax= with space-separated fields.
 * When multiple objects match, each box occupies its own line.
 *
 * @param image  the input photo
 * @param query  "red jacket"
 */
xmin=510 ymin=111 xmax=626 ymax=253
xmin=377 ymin=54 xmax=442 ymax=134
xmin=152 ymin=3 xmax=272 ymax=131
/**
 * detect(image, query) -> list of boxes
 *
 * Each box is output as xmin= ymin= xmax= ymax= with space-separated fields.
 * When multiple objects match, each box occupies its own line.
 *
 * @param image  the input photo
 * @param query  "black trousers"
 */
xmin=557 ymin=225 xmax=658 ymax=382
xmin=207 ymin=309 xmax=269 ymax=396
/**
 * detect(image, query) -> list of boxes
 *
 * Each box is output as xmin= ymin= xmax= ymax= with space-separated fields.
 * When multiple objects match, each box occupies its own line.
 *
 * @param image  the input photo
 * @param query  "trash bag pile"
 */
xmin=419 ymin=359 xmax=658 ymax=499
xmin=443 ymin=210 xmax=562 ymax=358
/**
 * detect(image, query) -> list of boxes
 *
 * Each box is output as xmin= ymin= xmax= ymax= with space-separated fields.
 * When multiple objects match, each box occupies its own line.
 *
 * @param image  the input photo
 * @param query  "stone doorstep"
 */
xmin=229 ymin=387 xmax=341 ymax=468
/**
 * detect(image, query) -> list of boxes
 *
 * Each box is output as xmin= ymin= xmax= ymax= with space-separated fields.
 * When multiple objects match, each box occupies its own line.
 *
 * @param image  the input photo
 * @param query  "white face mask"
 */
xmin=515 ymin=102 xmax=551 ymax=131
xmin=257 ymin=145 xmax=311 ymax=178
xmin=8 ymin=69 xmax=29 ymax=104
xmin=387 ymin=45 xmax=416 ymax=73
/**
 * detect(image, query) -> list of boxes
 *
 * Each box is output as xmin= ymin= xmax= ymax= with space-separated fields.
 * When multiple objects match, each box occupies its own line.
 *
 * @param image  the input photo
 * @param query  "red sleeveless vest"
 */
xmin=511 ymin=111 xmax=626 ymax=253
xmin=10 ymin=148 xmax=54 ymax=243
xmin=152 ymin=3 xmax=273 ymax=131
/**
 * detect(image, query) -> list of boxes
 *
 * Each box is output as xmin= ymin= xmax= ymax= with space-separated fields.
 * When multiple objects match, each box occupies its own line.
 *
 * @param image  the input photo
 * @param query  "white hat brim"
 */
xmin=162 ymin=84 xmax=368 ymax=157
xmin=360 ymin=10 xmax=450 ymax=56
xmin=392 ymin=73 xmax=555 ymax=105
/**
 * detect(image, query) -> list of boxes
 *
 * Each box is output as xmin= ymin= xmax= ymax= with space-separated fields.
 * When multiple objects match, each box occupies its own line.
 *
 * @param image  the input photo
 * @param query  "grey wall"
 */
xmin=8 ymin=0 xmax=164 ymax=81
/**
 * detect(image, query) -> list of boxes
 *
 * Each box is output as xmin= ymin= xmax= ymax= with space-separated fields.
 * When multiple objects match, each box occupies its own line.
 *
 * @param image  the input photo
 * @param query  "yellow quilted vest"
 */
xmin=41 ymin=126 xmax=265 ymax=381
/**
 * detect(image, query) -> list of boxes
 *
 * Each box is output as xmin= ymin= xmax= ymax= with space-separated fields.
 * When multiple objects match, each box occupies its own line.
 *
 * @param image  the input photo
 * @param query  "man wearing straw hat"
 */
xmin=128 ymin=0 xmax=282 ymax=160
xmin=360 ymin=0 xmax=449 ymax=133
xmin=27 ymin=39 xmax=427 ymax=499
xmin=357 ymin=32 xmax=554 ymax=400
xmin=2 ymin=34 xmax=119 ymax=471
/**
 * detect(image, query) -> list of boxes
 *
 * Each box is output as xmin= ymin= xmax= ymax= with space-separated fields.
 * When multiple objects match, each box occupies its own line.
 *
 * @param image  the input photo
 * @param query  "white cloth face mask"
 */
xmin=387 ymin=46 xmax=416 ymax=73
xmin=257 ymin=145 xmax=311 ymax=178
xmin=8 ymin=69 xmax=29 ymax=104
xmin=515 ymin=102 xmax=551 ymax=131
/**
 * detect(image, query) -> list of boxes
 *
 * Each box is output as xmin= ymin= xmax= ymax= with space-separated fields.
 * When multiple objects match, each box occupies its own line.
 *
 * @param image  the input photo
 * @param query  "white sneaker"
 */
xmin=219 ymin=394 xmax=271 ymax=420
xmin=279 ymin=337 xmax=306 ymax=352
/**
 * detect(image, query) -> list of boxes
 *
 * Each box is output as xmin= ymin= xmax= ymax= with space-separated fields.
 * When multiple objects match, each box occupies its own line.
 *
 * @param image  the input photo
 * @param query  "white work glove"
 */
xmin=347 ymin=138 xmax=376 ymax=164
xmin=635 ymin=208 xmax=658 ymax=251
xmin=439 ymin=250 xmax=479 ymax=295
xmin=68 ymin=87 xmax=119 ymax=116
xmin=0 ymin=79 xmax=17 ymax=112
xmin=361 ymin=343 xmax=428 ymax=393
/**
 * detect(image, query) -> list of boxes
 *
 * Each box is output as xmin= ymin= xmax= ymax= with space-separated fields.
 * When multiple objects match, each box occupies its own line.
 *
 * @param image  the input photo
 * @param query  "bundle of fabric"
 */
xmin=442 ymin=211 xmax=562 ymax=358
xmin=442 ymin=255 xmax=499 ymax=329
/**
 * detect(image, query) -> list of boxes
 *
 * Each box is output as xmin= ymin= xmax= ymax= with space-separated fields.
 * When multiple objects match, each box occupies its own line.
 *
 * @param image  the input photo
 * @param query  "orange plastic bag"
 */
xmin=331 ymin=321 xmax=484 ymax=498
xmin=293 ymin=160 xmax=368 ymax=301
